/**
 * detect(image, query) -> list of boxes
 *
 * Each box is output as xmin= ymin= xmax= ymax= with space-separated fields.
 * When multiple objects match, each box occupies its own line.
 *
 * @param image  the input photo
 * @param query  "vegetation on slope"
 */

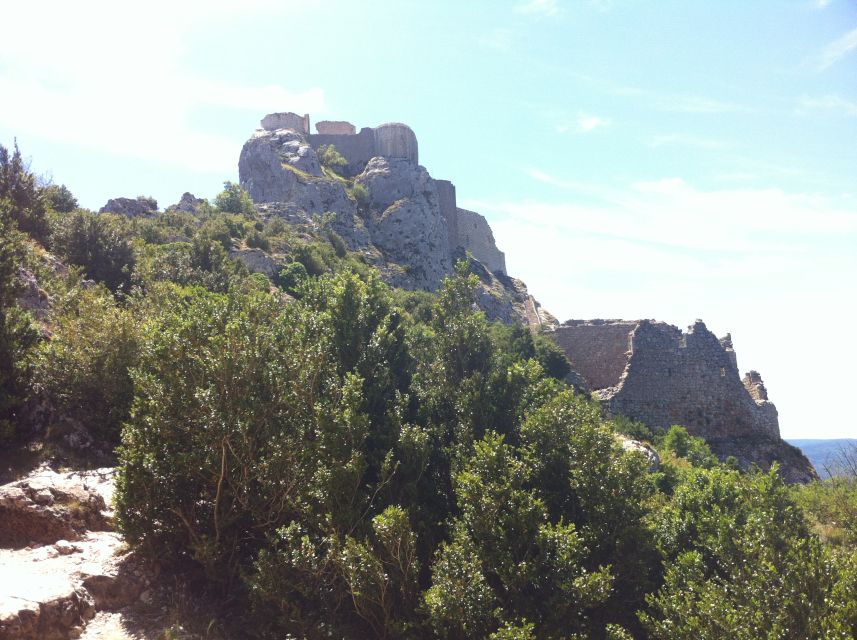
xmin=1 ymin=142 xmax=856 ymax=639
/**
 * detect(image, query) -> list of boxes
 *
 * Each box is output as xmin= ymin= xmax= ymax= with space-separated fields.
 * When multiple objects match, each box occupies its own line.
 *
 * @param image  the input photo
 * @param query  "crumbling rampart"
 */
xmin=553 ymin=319 xmax=780 ymax=440
xmin=454 ymin=209 xmax=507 ymax=275
xmin=550 ymin=319 xmax=815 ymax=482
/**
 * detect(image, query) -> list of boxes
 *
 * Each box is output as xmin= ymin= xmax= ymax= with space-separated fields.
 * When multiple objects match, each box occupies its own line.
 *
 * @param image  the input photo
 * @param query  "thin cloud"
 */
xmin=555 ymin=114 xmax=610 ymax=134
xmin=655 ymin=95 xmax=750 ymax=114
xmin=649 ymin=133 xmax=736 ymax=150
xmin=815 ymin=26 xmax=857 ymax=71
xmin=514 ymin=0 xmax=560 ymax=17
xmin=798 ymin=94 xmax=857 ymax=116
xmin=577 ymin=114 xmax=610 ymax=132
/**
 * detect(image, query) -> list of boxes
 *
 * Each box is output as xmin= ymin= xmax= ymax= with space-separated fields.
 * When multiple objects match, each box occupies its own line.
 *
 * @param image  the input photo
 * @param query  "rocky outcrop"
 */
xmin=238 ymin=112 xmax=552 ymax=321
xmin=166 ymin=192 xmax=205 ymax=213
xmin=550 ymin=319 xmax=817 ymax=482
xmin=98 ymin=197 xmax=157 ymax=217
xmin=229 ymin=248 xmax=283 ymax=278
xmin=617 ymin=436 xmax=660 ymax=472
xmin=0 ymin=467 xmax=152 ymax=640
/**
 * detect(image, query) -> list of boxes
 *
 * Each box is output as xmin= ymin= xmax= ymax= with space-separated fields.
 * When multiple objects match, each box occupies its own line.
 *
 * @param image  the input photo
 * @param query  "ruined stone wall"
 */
xmin=454 ymin=208 xmax=507 ymax=275
xmin=434 ymin=179 xmax=459 ymax=251
xmin=261 ymin=112 xmax=309 ymax=134
xmin=373 ymin=123 xmax=419 ymax=164
xmin=308 ymin=128 xmax=377 ymax=176
xmin=551 ymin=321 xmax=636 ymax=390
xmin=315 ymin=120 xmax=356 ymax=135
xmin=602 ymin=320 xmax=781 ymax=440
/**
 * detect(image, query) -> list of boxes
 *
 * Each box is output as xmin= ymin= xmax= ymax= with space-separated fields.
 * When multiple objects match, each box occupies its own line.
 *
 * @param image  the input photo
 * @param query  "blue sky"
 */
xmin=1 ymin=0 xmax=855 ymax=438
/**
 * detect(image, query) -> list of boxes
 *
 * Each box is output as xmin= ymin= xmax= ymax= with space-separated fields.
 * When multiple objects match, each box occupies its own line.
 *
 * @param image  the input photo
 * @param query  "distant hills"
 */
xmin=788 ymin=439 xmax=857 ymax=478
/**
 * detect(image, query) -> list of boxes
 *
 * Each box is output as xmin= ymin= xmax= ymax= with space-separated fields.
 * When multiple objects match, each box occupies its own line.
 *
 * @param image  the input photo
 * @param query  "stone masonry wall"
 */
xmin=315 ymin=120 xmax=356 ymax=135
xmin=261 ymin=112 xmax=309 ymax=134
xmin=435 ymin=180 xmax=459 ymax=251
xmin=551 ymin=321 xmax=636 ymax=390
xmin=455 ymin=208 xmax=507 ymax=275
xmin=307 ymin=128 xmax=377 ymax=176
xmin=604 ymin=320 xmax=780 ymax=440
xmin=373 ymin=123 xmax=419 ymax=164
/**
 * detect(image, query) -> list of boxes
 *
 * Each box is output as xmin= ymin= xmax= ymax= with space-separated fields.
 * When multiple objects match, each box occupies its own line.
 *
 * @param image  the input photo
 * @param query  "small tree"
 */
xmin=214 ymin=181 xmax=255 ymax=216
xmin=317 ymin=144 xmax=348 ymax=172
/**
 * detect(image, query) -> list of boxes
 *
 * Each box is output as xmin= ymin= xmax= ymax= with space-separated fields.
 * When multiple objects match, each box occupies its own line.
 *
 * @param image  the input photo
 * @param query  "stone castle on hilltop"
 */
xmin=86 ymin=111 xmax=802 ymax=481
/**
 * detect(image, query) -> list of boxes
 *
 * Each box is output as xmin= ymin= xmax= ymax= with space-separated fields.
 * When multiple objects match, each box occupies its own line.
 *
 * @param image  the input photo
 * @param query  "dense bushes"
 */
xmin=0 ymin=200 xmax=39 ymax=442
xmin=36 ymin=286 xmax=139 ymax=443
xmin=51 ymin=210 xmax=135 ymax=293
xmin=5 ymin=143 xmax=857 ymax=637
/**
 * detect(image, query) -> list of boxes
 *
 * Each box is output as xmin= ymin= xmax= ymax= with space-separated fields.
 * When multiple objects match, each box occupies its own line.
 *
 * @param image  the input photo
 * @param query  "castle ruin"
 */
xmin=551 ymin=319 xmax=815 ymax=482
xmin=247 ymin=112 xmax=507 ymax=275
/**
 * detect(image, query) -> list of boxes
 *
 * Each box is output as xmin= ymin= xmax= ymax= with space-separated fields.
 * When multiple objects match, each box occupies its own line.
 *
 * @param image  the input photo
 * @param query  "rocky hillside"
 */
xmin=232 ymin=111 xmax=813 ymax=483
xmin=235 ymin=113 xmax=552 ymax=327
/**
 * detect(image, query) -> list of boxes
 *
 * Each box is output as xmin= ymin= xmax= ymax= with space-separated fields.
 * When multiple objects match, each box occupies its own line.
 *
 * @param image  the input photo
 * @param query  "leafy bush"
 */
xmin=0 ymin=200 xmax=39 ymax=443
xmin=348 ymin=182 xmax=370 ymax=205
xmin=0 ymin=142 xmax=49 ymax=242
xmin=317 ymin=144 xmax=348 ymax=172
xmin=36 ymin=286 xmax=139 ymax=444
xmin=51 ymin=210 xmax=135 ymax=293
xmin=276 ymin=261 xmax=308 ymax=295
xmin=42 ymin=184 xmax=78 ymax=213
xmin=642 ymin=467 xmax=850 ymax=639
xmin=214 ymin=181 xmax=255 ymax=216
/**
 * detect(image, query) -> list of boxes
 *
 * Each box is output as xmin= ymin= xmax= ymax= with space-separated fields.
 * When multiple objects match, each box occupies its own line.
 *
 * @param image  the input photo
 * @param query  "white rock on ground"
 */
xmin=0 ymin=466 xmax=152 ymax=640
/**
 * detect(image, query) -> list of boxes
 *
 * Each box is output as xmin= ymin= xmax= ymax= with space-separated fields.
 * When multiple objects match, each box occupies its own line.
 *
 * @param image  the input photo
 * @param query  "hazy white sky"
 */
xmin=1 ymin=0 xmax=855 ymax=438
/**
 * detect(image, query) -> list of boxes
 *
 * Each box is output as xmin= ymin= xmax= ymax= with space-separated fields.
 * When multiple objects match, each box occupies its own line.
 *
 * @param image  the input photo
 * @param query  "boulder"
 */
xmin=98 ymin=197 xmax=157 ymax=217
xmin=229 ymin=248 xmax=282 ymax=278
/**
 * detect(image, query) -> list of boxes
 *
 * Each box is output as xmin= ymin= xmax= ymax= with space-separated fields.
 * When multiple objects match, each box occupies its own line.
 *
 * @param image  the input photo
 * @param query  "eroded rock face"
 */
xmin=0 ymin=467 xmax=111 ymax=549
xmin=229 ymin=248 xmax=282 ymax=278
xmin=238 ymin=113 xmax=553 ymax=324
xmin=98 ymin=197 xmax=157 ymax=217
xmin=358 ymin=157 xmax=451 ymax=290
xmin=166 ymin=192 xmax=205 ymax=213
xmin=238 ymin=129 xmax=326 ymax=204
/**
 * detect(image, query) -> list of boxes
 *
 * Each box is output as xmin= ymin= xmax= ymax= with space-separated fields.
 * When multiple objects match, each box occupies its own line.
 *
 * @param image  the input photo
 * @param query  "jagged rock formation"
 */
xmin=98 ymin=197 xmax=157 ymax=217
xmin=551 ymin=319 xmax=816 ymax=482
xmin=238 ymin=112 xmax=546 ymax=324
xmin=165 ymin=192 xmax=205 ymax=213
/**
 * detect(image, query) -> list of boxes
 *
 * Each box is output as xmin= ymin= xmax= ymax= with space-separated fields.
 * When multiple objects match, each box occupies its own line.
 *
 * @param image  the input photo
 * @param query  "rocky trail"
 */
xmin=0 ymin=465 xmax=171 ymax=639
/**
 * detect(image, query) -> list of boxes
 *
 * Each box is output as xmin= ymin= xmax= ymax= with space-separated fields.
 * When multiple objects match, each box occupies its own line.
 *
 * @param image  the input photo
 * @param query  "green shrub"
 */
xmin=277 ymin=261 xmax=308 ymax=295
xmin=36 ymin=287 xmax=139 ymax=444
xmin=51 ymin=210 xmax=135 ymax=293
xmin=214 ymin=181 xmax=255 ymax=216
xmin=245 ymin=229 xmax=270 ymax=252
xmin=42 ymin=184 xmax=78 ymax=213
xmin=317 ymin=144 xmax=348 ymax=172
xmin=0 ymin=200 xmax=39 ymax=443
xmin=0 ymin=142 xmax=49 ymax=242
xmin=642 ymin=467 xmax=844 ymax=639
xmin=348 ymin=182 xmax=370 ymax=205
